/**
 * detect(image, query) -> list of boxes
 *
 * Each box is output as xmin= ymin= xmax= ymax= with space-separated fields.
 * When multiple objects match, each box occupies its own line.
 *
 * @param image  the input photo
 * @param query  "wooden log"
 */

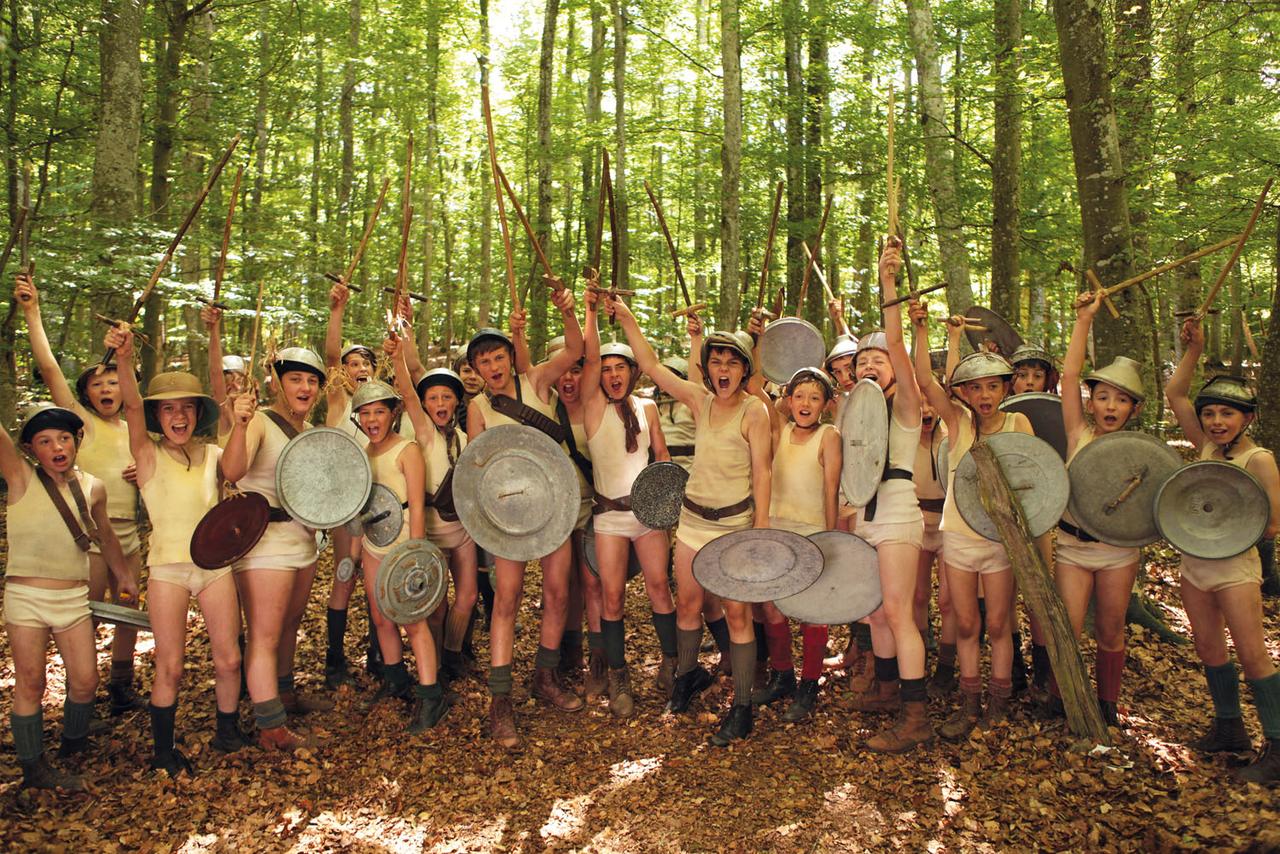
xmin=971 ymin=440 xmax=1111 ymax=744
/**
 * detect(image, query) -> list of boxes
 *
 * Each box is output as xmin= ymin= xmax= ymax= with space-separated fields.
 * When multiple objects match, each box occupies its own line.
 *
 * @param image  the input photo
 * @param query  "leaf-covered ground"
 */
xmin=1 ymin=524 xmax=1278 ymax=852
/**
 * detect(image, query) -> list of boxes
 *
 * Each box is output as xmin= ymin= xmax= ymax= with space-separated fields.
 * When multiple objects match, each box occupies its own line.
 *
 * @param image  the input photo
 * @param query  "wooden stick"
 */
xmin=0 ymin=205 xmax=28 ymax=277
xmin=495 ymin=163 xmax=558 ymax=286
xmin=800 ymin=242 xmax=850 ymax=337
xmin=1102 ymin=234 xmax=1241 ymax=298
xmin=340 ymin=177 xmax=391 ymax=285
xmin=101 ymin=133 xmax=242 ymax=367
xmin=887 ymin=86 xmax=898 ymax=239
xmin=604 ymin=160 xmax=620 ymax=297
xmin=797 ymin=195 xmax=833 ymax=315
xmin=19 ymin=163 xmax=31 ymax=275
xmin=392 ymin=134 xmax=414 ymax=315
xmin=644 ymin=180 xmax=693 ymax=310
xmin=755 ymin=180 xmax=785 ymax=311
xmin=481 ymin=85 xmax=520 ymax=312
xmin=880 ymin=279 xmax=947 ymax=309
xmin=588 ymin=149 xmax=609 ymax=277
xmin=1196 ymin=178 xmax=1273 ymax=320
xmin=1085 ymin=268 xmax=1120 ymax=319
xmin=670 ymin=303 xmax=707 ymax=319
xmin=213 ymin=164 xmax=244 ymax=305
xmin=246 ymin=276 xmax=266 ymax=388
xmin=1241 ymin=308 xmax=1260 ymax=361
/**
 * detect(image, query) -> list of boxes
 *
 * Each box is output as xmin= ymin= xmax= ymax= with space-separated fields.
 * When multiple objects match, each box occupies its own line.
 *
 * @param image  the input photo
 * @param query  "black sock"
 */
xmin=730 ymin=641 xmax=756 ymax=704
xmin=676 ymin=627 xmax=702 ymax=676
xmin=753 ymin=621 xmax=768 ymax=661
xmin=901 ymin=677 xmax=927 ymax=703
xmin=602 ymin=619 xmax=626 ymax=670
xmin=1031 ymin=644 xmax=1051 ymax=686
xmin=149 ymin=702 xmax=177 ymax=757
xmin=707 ymin=617 xmax=731 ymax=657
xmin=873 ymin=656 xmax=899 ymax=684
xmin=651 ymin=610 xmax=678 ymax=658
xmin=852 ymin=621 xmax=872 ymax=648
xmin=326 ymin=608 xmax=348 ymax=667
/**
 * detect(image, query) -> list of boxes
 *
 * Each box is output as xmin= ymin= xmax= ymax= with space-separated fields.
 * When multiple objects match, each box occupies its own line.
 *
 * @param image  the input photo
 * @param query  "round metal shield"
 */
xmin=963 ymin=305 xmax=1024 ymax=358
xmin=373 ymin=538 xmax=448 ymax=625
xmin=453 ymin=424 xmax=579 ymax=562
xmin=936 ymin=436 xmax=950 ymax=496
xmin=759 ymin=317 xmax=828 ymax=385
xmin=190 ymin=492 xmax=270 ymax=569
xmin=692 ymin=528 xmax=824 ymax=603
xmin=1068 ymin=431 xmax=1182 ymax=547
xmin=89 ymin=601 xmax=152 ymax=631
xmin=1000 ymin=392 xmax=1067 ymax=461
xmin=954 ymin=432 xmax=1069 ymax=540
xmin=356 ymin=483 xmax=405 ymax=548
xmin=838 ymin=379 xmax=889 ymax=508
xmin=1154 ymin=462 xmax=1268 ymax=560
xmin=276 ymin=427 xmax=372 ymax=529
xmin=335 ymin=556 xmax=357 ymax=583
xmin=583 ymin=518 xmax=642 ymax=581
xmin=631 ymin=461 xmax=689 ymax=530
xmin=775 ymin=531 xmax=882 ymax=625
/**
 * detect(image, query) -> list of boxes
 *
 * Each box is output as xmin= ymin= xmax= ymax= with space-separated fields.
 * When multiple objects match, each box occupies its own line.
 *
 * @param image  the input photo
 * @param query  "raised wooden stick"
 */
xmin=495 ymin=163 xmax=559 ymax=288
xmin=391 ymin=134 xmax=414 ymax=317
xmin=797 ymin=195 xmax=833 ymax=314
xmin=800 ymin=242 xmax=850 ymax=337
xmin=481 ymin=84 xmax=520 ymax=312
xmin=1084 ymin=268 xmax=1121 ymax=319
xmin=880 ymin=279 xmax=947 ymax=310
xmin=338 ymin=177 xmax=391 ymax=285
xmin=1101 ymin=234 xmax=1241 ymax=298
xmin=887 ymin=86 xmax=898 ymax=238
xmin=755 ymin=180 xmax=785 ymax=313
xmin=213 ymin=164 xmax=244 ymax=305
xmin=1241 ymin=308 xmax=1260 ymax=361
xmin=643 ymin=180 xmax=699 ymax=319
xmin=1196 ymin=178 xmax=1273 ymax=320
xmin=587 ymin=149 xmax=609 ymax=278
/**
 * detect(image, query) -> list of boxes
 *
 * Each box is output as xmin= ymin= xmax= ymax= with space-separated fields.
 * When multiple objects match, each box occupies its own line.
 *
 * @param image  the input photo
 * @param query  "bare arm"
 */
xmin=529 ymin=287 xmax=585 ymax=394
xmin=15 ymin=274 xmax=75 ymax=409
xmin=744 ymin=398 xmax=773 ymax=528
xmin=820 ymin=425 xmax=842 ymax=530
xmin=203 ymin=305 xmax=228 ymax=404
xmin=880 ymin=239 xmax=922 ymax=425
xmin=909 ymin=299 xmax=963 ymax=438
xmin=466 ymin=398 xmax=486 ymax=441
xmin=90 ymin=480 xmax=138 ymax=601
xmin=944 ymin=316 xmax=963 ymax=384
xmin=643 ymin=399 xmax=670 ymax=462
xmin=1248 ymin=451 xmax=1280 ymax=539
xmin=1166 ymin=317 xmax=1206 ymax=449
xmin=103 ymin=325 xmax=154 ymax=481
xmin=580 ymin=288 xmax=604 ymax=406
xmin=386 ymin=332 xmax=432 ymax=444
xmin=686 ymin=313 xmax=705 ymax=389
xmin=401 ymin=443 xmax=428 ymax=540
xmin=219 ymin=395 xmax=259 ymax=483
xmin=1061 ymin=291 xmax=1100 ymax=453
xmin=400 ymin=321 xmax=427 ymax=384
xmin=511 ymin=308 xmax=532 ymax=373
xmin=0 ymin=422 xmax=30 ymax=499
xmin=608 ymin=296 xmax=706 ymax=412
xmin=325 ymin=282 xmax=349 ymax=368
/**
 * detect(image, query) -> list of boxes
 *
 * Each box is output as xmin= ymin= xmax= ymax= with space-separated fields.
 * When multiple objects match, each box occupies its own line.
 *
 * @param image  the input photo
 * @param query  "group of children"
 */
xmin=4 ymin=234 xmax=1278 ymax=789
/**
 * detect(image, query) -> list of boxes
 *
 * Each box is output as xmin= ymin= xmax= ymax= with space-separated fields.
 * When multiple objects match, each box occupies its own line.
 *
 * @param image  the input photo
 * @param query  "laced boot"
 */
xmin=151 ymin=747 xmax=195 ymax=777
xmin=848 ymin=649 xmax=876 ymax=694
xmin=867 ymin=700 xmax=934 ymax=754
xmin=1238 ymin=738 xmax=1280 ymax=785
xmin=108 ymin=681 xmax=145 ymax=717
xmin=1099 ymin=699 xmax=1119 ymax=727
xmin=655 ymin=655 xmax=677 ymax=694
xmin=360 ymin=667 xmax=414 ymax=713
xmin=584 ymin=650 xmax=609 ymax=700
xmin=324 ymin=660 xmax=356 ymax=690
xmin=559 ymin=638 xmax=586 ymax=683
xmin=257 ymin=725 xmax=307 ymax=752
xmin=666 ymin=666 xmax=712 ymax=713
xmin=751 ymin=668 xmax=797 ymax=707
xmin=407 ymin=692 xmax=450 ymax=733
xmin=781 ymin=679 xmax=820 ymax=723
xmin=927 ymin=664 xmax=958 ymax=699
xmin=850 ymin=678 xmax=900 ymax=714
xmin=709 ymin=704 xmax=753 ymax=747
xmin=488 ymin=695 xmax=520 ymax=748
xmin=212 ymin=712 xmax=251 ymax=753
xmin=939 ymin=691 xmax=983 ymax=742
xmin=19 ymin=756 xmax=84 ymax=792
xmin=282 ymin=689 xmax=335 ymax=715
xmin=532 ymin=667 xmax=585 ymax=711
xmin=1190 ymin=716 xmax=1251 ymax=753
xmin=56 ymin=734 xmax=90 ymax=759
xmin=983 ymin=690 xmax=1011 ymax=728
xmin=607 ymin=667 xmax=636 ymax=718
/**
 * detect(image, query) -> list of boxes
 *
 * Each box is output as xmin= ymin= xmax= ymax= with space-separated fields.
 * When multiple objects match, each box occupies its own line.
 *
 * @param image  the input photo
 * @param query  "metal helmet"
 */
xmin=857 ymin=331 xmax=888 ymax=355
xmin=341 ymin=343 xmax=378 ymax=368
xmin=1084 ymin=356 xmax=1145 ymax=403
xmin=545 ymin=335 xmax=567 ymax=357
xmin=466 ymin=328 xmax=514 ymax=367
xmin=1010 ymin=343 xmax=1053 ymax=368
xmin=824 ymin=334 xmax=858 ymax=370
xmin=18 ymin=402 xmax=84 ymax=445
xmin=351 ymin=379 xmax=401 ymax=411
xmin=221 ymin=355 xmax=247 ymax=374
xmin=661 ymin=355 xmax=689 ymax=379
xmin=1194 ymin=374 xmax=1257 ymax=414
xmin=600 ymin=342 xmax=637 ymax=366
xmin=273 ymin=347 xmax=326 ymax=382
xmin=950 ymin=351 xmax=1014 ymax=386
xmin=700 ymin=330 xmax=756 ymax=388
xmin=415 ymin=368 xmax=465 ymax=402
xmin=142 ymin=372 xmax=219 ymax=436
xmin=786 ymin=366 xmax=836 ymax=401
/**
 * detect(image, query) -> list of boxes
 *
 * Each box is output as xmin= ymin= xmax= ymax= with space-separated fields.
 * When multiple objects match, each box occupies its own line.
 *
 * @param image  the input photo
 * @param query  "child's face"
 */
xmin=1198 ymin=403 xmax=1252 ymax=447
xmin=26 ymin=428 xmax=77 ymax=473
xmin=957 ymin=376 xmax=1009 ymax=420
xmin=828 ymin=355 xmax=856 ymax=392
xmin=343 ymin=351 xmax=375 ymax=383
xmin=156 ymin=398 xmax=201 ymax=445
xmin=789 ymin=381 xmax=826 ymax=428
xmin=85 ymin=369 xmax=122 ymax=417
xmin=1086 ymin=383 xmax=1139 ymax=433
xmin=855 ymin=349 xmax=893 ymax=390
xmin=1012 ymin=363 xmax=1047 ymax=394
xmin=357 ymin=400 xmax=397 ymax=443
xmin=422 ymin=386 xmax=459 ymax=429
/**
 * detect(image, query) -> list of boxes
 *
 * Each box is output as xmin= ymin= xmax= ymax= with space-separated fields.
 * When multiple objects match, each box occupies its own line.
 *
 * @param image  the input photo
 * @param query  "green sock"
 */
xmin=676 ymin=628 xmax=702 ymax=676
xmin=254 ymin=698 xmax=287 ymax=730
xmin=488 ymin=664 xmax=514 ymax=696
xmin=534 ymin=645 xmax=560 ymax=670
xmin=730 ymin=642 xmax=756 ymax=705
xmin=1248 ymin=672 xmax=1280 ymax=739
xmin=277 ymin=671 xmax=296 ymax=694
xmin=11 ymin=711 xmax=43 ymax=762
xmin=602 ymin=619 xmax=626 ymax=670
xmin=62 ymin=698 xmax=94 ymax=741
xmin=414 ymin=682 xmax=444 ymax=700
xmin=588 ymin=631 xmax=605 ymax=652
xmin=1205 ymin=662 xmax=1243 ymax=719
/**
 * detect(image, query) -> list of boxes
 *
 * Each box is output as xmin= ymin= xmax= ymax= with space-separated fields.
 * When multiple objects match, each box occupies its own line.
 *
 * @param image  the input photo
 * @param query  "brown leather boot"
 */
xmin=281 ymin=690 xmax=334 ymax=715
xmin=939 ymin=691 xmax=983 ymax=741
xmin=848 ymin=649 xmax=876 ymax=694
xmin=656 ymin=655 xmax=677 ymax=694
xmin=983 ymin=690 xmax=1011 ymax=728
xmin=850 ymin=678 xmax=900 ymax=714
xmin=607 ymin=667 xmax=636 ymax=718
xmin=532 ymin=667 xmax=585 ymax=711
xmin=584 ymin=650 xmax=609 ymax=700
xmin=488 ymin=695 xmax=520 ymax=749
xmin=257 ymin=725 xmax=307 ymax=752
xmin=866 ymin=700 xmax=934 ymax=754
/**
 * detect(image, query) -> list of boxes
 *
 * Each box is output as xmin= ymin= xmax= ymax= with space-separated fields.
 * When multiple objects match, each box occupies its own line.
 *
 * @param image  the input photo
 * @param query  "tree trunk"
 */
xmin=180 ymin=10 xmax=213 ymax=384
xmin=610 ymin=0 xmax=629 ymax=294
xmin=903 ymin=0 xmax=974 ymax=315
xmin=582 ymin=0 xmax=604 ymax=279
xmin=339 ymin=0 xmax=360 ymax=242
xmin=309 ymin=34 xmax=324 ymax=270
xmin=91 ymin=0 xmax=143 ymax=221
xmin=528 ymin=0 xmax=559 ymax=357
xmin=718 ymin=0 xmax=742 ymax=329
xmin=990 ymin=0 xmax=1021 ymax=322
xmin=1258 ymin=215 xmax=1280 ymax=453
xmin=419 ymin=4 xmax=440 ymax=353
xmin=692 ymin=0 xmax=708 ymax=304
xmin=803 ymin=0 xmax=828 ymax=329
xmin=781 ymin=0 xmax=803 ymax=315
xmin=1112 ymin=0 xmax=1152 ymax=271
xmin=476 ymin=0 xmax=493 ymax=327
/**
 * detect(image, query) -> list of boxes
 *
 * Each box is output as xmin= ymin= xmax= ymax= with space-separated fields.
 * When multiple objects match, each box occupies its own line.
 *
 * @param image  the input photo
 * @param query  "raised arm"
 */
xmin=530 ymin=285 xmax=584 ymax=392
xmin=744 ymin=314 xmax=782 ymax=440
xmin=880 ymin=238 xmax=921 ymax=424
xmin=400 ymin=318 xmax=427 ymax=384
xmin=909 ymin=299 xmax=963 ymax=438
xmin=510 ymin=307 xmax=532 ymax=374
xmin=203 ymin=305 xmax=228 ymax=405
xmin=0 ymin=417 xmax=30 ymax=497
xmin=686 ymin=313 xmax=705 ymax=389
xmin=219 ymin=394 xmax=259 ymax=483
xmin=15 ymin=273 xmax=75 ymax=409
xmin=1166 ymin=317 xmax=1207 ymax=449
xmin=580 ymin=287 xmax=604 ymax=406
xmin=608 ymin=296 xmax=705 ymax=411
xmin=325 ymin=281 xmax=350 ymax=368
xmin=1061 ymin=290 xmax=1100 ymax=451
xmin=103 ymin=325 xmax=153 ymax=473
xmin=401 ymin=443 xmax=428 ymax=540
xmin=385 ymin=331 xmax=432 ymax=442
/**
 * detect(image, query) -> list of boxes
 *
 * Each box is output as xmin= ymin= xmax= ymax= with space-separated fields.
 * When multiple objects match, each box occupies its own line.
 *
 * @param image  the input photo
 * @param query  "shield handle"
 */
xmin=1104 ymin=466 xmax=1148 ymax=515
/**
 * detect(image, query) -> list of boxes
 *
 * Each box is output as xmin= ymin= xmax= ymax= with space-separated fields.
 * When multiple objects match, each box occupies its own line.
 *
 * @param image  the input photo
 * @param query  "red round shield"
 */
xmin=190 ymin=492 xmax=271 ymax=570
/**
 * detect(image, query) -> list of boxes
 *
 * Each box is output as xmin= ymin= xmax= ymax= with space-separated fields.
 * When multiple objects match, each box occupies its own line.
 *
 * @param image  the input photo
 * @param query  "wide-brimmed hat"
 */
xmin=951 ymin=351 xmax=1014 ymax=385
xmin=1084 ymin=356 xmax=1145 ymax=403
xmin=351 ymin=379 xmax=401 ymax=411
xmin=19 ymin=402 xmax=83 ymax=445
xmin=415 ymin=368 xmax=465 ymax=402
xmin=273 ymin=347 xmax=326 ymax=382
xmin=143 ymin=372 xmax=219 ymax=435
xmin=1194 ymin=374 xmax=1256 ymax=413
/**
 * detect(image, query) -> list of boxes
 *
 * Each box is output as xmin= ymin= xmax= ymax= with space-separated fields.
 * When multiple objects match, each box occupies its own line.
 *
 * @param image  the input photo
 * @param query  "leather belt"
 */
xmin=865 ymin=468 xmax=913 ymax=522
xmin=667 ymin=444 xmax=695 ymax=458
xmin=592 ymin=494 xmax=632 ymax=515
xmin=267 ymin=506 xmax=293 ymax=523
xmin=917 ymin=497 xmax=945 ymax=514
xmin=1057 ymin=519 xmax=1098 ymax=544
xmin=682 ymin=494 xmax=753 ymax=521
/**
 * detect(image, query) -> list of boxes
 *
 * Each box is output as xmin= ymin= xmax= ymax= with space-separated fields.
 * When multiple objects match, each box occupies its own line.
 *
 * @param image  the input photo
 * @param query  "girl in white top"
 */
xmin=580 ymin=286 xmax=675 ymax=718
xmin=1166 ymin=316 xmax=1280 ymax=785
xmin=106 ymin=325 xmax=247 ymax=775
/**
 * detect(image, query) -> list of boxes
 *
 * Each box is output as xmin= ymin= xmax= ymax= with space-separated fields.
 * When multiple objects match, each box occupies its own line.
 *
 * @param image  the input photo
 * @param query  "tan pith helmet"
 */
xmin=1085 ymin=356 xmax=1145 ymax=403
xmin=142 ymin=372 xmax=219 ymax=436
xmin=950 ymin=351 xmax=1014 ymax=385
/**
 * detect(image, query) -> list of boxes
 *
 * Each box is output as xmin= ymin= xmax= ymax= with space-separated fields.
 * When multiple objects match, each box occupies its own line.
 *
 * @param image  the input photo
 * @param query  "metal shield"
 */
xmin=759 ymin=317 xmax=828 ymax=385
xmin=373 ymin=538 xmax=448 ymax=625
xmin=963 ymin=305 xmax=1024 ymax=358
xmin=838 ymin=378 xmax=889 ymax=508
xmin=354 ymin=483 xmax=405 ymax=548
xmin=1000 ymin=392 xmax=1068 ymax=461
xmin=1067 ymin=431 xmax=1182 ymax=547
xmin=453 ymin=424 xmax=579 ymax=562
xmin=692 ymin=528 xmax=824 ymax=603
xmin=89 ymin=601 xmax=152 ymax=631
xmin=275 ymin=427 xmax=372 ymax=530
xmin=1154 ymin=461 xmax=1269 ymax=559
xmin=936 ymin=436 xmax=950 ymax=496
xmin=631 ymin=461 xmax=689 ymax=530
xmin=189 ymin=492 xmax=271 ymax=570
xmin=335 ymin=556 xmax=357 ymax=583
xmin=582 ymin=518 xmax=643 ymax=581
xmin=954 ymin=432 xmax=1069 ymax=540
xmin=774 ymin=531 xmax=882 ymax=625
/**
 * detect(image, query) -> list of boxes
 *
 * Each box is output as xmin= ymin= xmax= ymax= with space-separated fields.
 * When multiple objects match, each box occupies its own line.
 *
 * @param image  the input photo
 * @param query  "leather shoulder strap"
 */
xmin=36 ymin=468 xmax=96 ymax=551
xmin=263 ymin=409 xmax=300 ymax=440
xmin=489 ymin=393 xmax=567 ymax=444
xmin=556 ymin=398 xmax=594 ymax=484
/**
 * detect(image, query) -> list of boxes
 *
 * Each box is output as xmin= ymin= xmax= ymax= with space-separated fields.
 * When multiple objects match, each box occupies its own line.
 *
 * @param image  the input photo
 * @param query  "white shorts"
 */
xmin=3 ymin=583 xmax=91 ymax=632
xmin=150 ymin=562 xmax=234 ymax=595
xmin=1054 ymin=530 xmax=1140 ymax=572
xmin=942 ymin=532 xmax=1011 ymax=576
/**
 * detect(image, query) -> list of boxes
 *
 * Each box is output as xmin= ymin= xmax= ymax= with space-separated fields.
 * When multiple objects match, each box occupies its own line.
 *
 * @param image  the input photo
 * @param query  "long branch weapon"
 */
xmin=212 ymin=164 xmax=243 ymax=306
xmin=481 ymin=85 xmax=520 ymax=312
xmin=19 ymin=163 xmax=32 ymax=276
xmin=390 ymin=133 xmax=414 ymax=332
xmin=800 ymin=242 xmax=851 ymax=337
xmin=644 ymin=180 xmax=705 ymax=319
xmin=1195 ymin=178 xmax=1272 ymax=320
xmin=754 ymin=180 xmax=784 ymax=319
xmin=796 ymin=195 xmax=832 ymax=315
xmin=100 ymin=133 xmax=242 ymax=368
xmin=495 ymin=163 xmax=561 ymax=290
xmin=586 ymin=149 xmax=609 ymax=280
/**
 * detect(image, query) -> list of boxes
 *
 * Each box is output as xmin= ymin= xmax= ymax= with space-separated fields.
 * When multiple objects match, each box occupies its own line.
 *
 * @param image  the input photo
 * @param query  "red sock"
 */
xmin=1095 ymin=649 xmax=1125 ymax=703
xmin=801 ymin=624 xmax=828 ymax=681
xmin=764 ymin=620 xmax=793 ymax=671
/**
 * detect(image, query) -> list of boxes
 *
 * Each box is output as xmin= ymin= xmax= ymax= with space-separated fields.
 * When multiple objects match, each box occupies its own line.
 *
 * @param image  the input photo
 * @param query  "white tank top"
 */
xmin=770 ymin=422 xmax=831 ymax=535
xmin=587 ymin=397 xmax=651 ymax=501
